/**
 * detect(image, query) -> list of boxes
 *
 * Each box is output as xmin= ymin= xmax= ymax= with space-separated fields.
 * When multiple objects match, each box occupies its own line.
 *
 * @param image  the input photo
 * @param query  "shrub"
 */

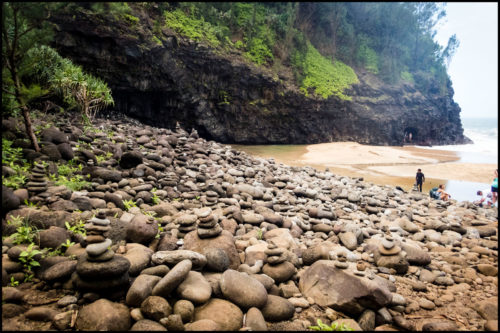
xmin=292 ymin=42 xmax=358 ymax=100
xmin=401 ymin=71 xmax=414 ymax=83
xmin=55 ymin=175 xmax=91 ymax=191
xmin=164 ymin=8 xmax=220 ymax=47
xmin=2 ymin=139 xmax=30 ymax=190
xmin=309 ymin=319 xmax=354 ymax=331
xmin=27 ymin=45 xmax=114 ymax=123
xmin=18 ymin=243 xmax=43 ymax=282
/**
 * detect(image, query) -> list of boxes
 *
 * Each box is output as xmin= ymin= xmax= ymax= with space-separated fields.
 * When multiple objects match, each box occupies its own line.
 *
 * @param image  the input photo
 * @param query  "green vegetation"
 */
xmin=123 ymin=199 xmax=138 ymax=211
xmin=23 ymin=199 xmax=39 ymax=208
xmin=65 ymin=220 xmax=86 ymax=237
xmin=10 ymin=218 xmax=38 ymax=245
xmin=96 ymin=151 xmax=114 ymax=164
xmin=164 ymin=8 xmax=221 ymax=47
xmin=156 ymin=3 xmax=456 ymax=96
xmin=29 ymin=45 xmax=114 ymax=124
xmin=2 ymin=2 xmax=114 ymax=153
xmin=123 ymin=13 xmax=139 ymax=25
xmin=292 ymin=42 xmax=358 ymax=100
xmin=18 ymin=243 xmax=43 ymax=282
xmin=10 ymin=276 xmax=19 ymax=287
xmin=309 ymin=319 xmax=354 ymax=331
xmin=151 ymin=188 xmax=161 ymax=205
xmin=55 ymin=174 xmax=91 ymax=191
xmin=2 ymin=139 xmax=30 ymax=190
xmin=401 ymin=71 xmax=414 ymax=83
xmin=218 ymin=90 xmax=231 ymax=105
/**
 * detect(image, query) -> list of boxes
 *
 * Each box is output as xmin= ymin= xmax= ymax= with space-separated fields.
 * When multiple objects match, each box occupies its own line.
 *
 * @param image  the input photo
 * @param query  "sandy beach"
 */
xmin=231 ymin=142 xmax=498 ymax=194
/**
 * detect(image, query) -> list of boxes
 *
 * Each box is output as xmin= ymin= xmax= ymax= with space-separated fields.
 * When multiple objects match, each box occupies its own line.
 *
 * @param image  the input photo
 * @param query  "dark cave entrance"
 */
xmin=404 ymin=127 xmax=418 ymax=143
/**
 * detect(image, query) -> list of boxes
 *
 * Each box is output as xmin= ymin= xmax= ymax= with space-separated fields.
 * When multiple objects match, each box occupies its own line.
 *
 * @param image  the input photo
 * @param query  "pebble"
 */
xmin=2 ymin=114 xmax=496 ymax=333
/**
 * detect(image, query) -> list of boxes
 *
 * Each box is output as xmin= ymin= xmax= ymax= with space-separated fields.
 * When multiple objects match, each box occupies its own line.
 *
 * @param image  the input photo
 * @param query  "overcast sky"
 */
xmin=434 ymin=2 xmax=498 ymax=119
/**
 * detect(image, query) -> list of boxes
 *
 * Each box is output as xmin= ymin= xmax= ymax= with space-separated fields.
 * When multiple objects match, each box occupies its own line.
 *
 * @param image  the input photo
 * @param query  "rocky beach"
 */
xmin=2 ymin=111 xmax=498 ymax=331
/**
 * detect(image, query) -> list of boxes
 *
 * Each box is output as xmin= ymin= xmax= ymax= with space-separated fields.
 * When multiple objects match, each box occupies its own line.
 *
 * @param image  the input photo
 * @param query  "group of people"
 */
xmin=414 ymin=168 xmax=498 ymax=206
xmin=474 ymin=169 xmax=498 ymax=207
xmin=415 ymin=168 xmax=451 ymax=201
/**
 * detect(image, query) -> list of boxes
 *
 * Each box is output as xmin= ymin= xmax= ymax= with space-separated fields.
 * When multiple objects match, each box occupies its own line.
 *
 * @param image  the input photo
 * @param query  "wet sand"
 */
xmin=230 ymin=142 xmax=497 ymax=194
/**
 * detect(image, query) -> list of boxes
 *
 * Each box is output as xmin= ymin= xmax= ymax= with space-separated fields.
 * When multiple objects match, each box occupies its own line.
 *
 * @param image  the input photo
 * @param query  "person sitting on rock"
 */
xmin=474 ymin=189 xmax=493 ymax=207
xmin=437 ymin=184 xmax=450 ymax=201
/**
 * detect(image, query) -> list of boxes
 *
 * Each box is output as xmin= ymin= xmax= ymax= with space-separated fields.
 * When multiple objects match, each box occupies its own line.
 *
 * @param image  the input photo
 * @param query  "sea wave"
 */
xmin=416 ymin=125 xmax=498 ymax=163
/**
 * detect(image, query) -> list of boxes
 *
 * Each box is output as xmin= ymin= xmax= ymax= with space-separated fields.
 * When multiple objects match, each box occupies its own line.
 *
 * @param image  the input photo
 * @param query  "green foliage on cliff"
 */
xmin=292 ymin=42 xmax=358 ymax=100
xmin=155 ymin=2 xmax=457 ymax=98
xmin=164 ymin=8 xmax=221 ymax=47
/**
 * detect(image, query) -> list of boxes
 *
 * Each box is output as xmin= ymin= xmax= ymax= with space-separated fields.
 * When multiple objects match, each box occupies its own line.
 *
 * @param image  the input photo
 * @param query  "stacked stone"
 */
xmin=126 ymin=138 xmax=134 ymax=150
xmin=174 ymin=133 xmax=189 ymax=167
xmin=354 ymin=260 xmax=367 ymax=276
xmin=27 ymin=162 xmax=48 ymax=194
xmin=197 ymin=211 xmax=222 ymax=239
xmin=334 ymin=252 xmax=349 ymax=269
xmin=201 ymin=190 xmax=219 ymax=207
xmin=264 ymin=241 xmax=287 ymax=265
xmin=176 ymin=214 xmax=198 ymax=238
xmin=74 ymin=211 xmax=130 ymax=292
xmin=160 ymin=171 xmax=179 ymax=187
xmin=378 ymin=232 xmax=401 ymax=256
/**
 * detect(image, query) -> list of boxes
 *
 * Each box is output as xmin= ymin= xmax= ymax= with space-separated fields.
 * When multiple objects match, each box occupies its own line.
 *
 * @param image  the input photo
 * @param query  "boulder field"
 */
xmin=1 ymin=111 xmax=497 ymax=331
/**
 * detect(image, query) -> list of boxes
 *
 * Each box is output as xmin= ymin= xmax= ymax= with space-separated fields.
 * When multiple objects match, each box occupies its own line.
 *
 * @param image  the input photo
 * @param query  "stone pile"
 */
xmin=262 ymin=241 xmax=296 ymax=283
xmin=27 ymin=162 xmax=47 ymax=194
xmin=196 ymin=210 xmax=222 ymax=239
xmin=379 ymin=232 xmax=401 ymax=256
xmin=202 ymin=190 xmax=219 ymax=207
xmin=2 ymin=112 xmax=498 ymax=332
xmin=176 ymin=214 xmax=198 ymax=238
xmin=74 ymin=211 xmax=130 ymax=292
xmin=160 ymin=171 xmax=179 ymax=188
xmin=334 ymin=252 xmax=349 ymax=269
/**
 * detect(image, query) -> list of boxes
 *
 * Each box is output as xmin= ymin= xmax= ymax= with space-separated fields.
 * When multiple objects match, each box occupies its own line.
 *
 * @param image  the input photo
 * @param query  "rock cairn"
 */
xmin=27 ymin=162 xmax=47 ymax=194
xmin=264 ymin=241 xmax=286 ymax=265
xmin=378 ymin=232 xmax=401 ymax=256
xmin=262 ymin=240 xmax=296 ymax=283
xmin=176 ymin=214 xmax=198 ymax=238
xmin=334 ymin=252 xmax=349 ymax=269
xmin=74 ymin=211 xmax=130 ymax=292
xmin=196 ymin=209 xmax=222 ymax=239
xmin=203 ymin=190 xmax=219 ymax=207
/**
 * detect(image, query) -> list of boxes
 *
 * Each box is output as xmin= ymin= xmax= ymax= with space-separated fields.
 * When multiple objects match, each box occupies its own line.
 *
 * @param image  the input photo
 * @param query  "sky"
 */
xmin=433 ymin=2 xmax=498 ymax=119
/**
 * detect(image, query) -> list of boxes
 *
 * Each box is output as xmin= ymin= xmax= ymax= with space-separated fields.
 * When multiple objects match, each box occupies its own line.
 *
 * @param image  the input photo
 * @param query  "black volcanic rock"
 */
xmin=49 ymin=10 xmax=470 ymax=146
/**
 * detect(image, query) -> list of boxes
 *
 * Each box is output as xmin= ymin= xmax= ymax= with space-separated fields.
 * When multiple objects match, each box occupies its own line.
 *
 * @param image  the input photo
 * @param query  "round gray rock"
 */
xmin=220 ymin=269 xmax=268 ymax=309
xmin=260 ymin=295 xmax=295 ymax=322
xmin=76 ymin=298 xmax=131 ymax=331
xmin=176 ymin=271 xmax=212 ymax=304
xmin=152 ymin=259 xmax=192 ymax=298
xmin=126 ymin=274 xmax=162 ymax=307
xmin=141 ymin=295 xmax=172 ymax=321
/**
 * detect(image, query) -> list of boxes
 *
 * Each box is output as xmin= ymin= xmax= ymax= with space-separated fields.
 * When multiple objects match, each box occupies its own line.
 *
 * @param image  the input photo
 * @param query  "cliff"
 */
xmin=49 ymin=9 xmax=471 ymax=146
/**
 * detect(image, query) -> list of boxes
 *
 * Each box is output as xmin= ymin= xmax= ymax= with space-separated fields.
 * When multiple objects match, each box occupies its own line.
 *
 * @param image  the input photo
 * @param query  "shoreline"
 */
xmin=231 ymin=142 xmax=498 ymax=195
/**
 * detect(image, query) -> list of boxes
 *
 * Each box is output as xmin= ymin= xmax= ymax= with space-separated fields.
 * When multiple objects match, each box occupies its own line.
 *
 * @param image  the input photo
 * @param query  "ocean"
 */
xmin=418 ymin=117 xmax=498 ymax=204
xmin=232 ymin=117 xmax=498 ymax=205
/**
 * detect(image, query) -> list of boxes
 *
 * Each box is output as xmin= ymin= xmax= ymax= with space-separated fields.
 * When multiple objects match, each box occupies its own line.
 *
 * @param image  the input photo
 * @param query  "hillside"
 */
xmin=44 ymin=2 xmax=470 ymax=146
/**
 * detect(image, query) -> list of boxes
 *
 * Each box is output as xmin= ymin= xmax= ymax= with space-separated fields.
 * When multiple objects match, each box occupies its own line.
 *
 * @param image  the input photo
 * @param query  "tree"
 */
xmin=27 ymin=45 xmax=114 ymax=124
xmin=441 ymin=34 xmax=459 ymax=69
xmin=2 ymin=2 xmax=54 ymax=152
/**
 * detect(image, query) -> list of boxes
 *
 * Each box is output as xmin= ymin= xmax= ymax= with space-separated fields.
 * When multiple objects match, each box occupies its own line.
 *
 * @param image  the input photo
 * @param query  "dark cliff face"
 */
xmin=50 ymin=11 xmax=470 ymax=146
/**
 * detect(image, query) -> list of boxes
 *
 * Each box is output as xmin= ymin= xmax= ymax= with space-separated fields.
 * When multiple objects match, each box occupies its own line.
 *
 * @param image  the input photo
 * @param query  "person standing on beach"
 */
xmin=415 ymin=168 xmax=425 ymax=192
xmin=491 ymin=169 xmax=498 ymax=206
